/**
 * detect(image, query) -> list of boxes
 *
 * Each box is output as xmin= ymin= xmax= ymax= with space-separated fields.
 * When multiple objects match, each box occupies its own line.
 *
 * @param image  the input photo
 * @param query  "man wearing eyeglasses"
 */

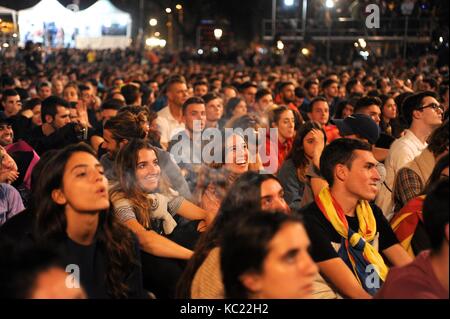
xmin=377 ymin=91 xmax=444 ymax=220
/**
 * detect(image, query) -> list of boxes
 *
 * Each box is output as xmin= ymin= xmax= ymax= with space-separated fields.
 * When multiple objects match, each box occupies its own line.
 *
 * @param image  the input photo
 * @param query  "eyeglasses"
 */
xmin=417 ymin=103 xmax=444 ymax=112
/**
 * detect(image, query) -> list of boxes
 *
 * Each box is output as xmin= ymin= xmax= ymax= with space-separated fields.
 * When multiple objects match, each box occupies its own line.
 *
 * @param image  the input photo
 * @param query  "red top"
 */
xmin=323 ymin=124 xmax=341 ymax=144
xmin=261 ymin=131 xmax=293 ymax=174
xmin=375 ymin=251 xmax=448 ymax=299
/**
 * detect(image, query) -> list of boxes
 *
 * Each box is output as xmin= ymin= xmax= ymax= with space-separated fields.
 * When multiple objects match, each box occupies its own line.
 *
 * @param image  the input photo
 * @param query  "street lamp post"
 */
xmin=166 ymin=8 xmax=174 ymax=51
xmin=176 ymin=4 xmax=184 ymax=51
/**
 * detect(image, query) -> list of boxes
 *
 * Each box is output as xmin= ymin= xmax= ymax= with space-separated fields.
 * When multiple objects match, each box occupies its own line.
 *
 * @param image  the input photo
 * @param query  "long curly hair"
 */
xmin=33 ymin=143 xmax=138 ymax=298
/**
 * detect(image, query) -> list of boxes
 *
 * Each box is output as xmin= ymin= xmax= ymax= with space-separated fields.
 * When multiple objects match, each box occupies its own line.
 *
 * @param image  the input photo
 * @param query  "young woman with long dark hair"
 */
xmin=34 ymin=143 xmax=144 ymax=299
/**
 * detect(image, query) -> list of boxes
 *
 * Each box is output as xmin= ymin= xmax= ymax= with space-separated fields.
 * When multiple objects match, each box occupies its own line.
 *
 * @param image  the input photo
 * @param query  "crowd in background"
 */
xmin=0 ymin=44 xmax=448 ymax=299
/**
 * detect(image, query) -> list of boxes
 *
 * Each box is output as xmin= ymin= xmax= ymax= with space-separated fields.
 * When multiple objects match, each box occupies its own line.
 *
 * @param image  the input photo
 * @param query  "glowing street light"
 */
xmin=277 ymin=40 xmax=285 ymax=50
xmin=284 ymin=0 xmax=294 ymax=6
xmin=149 ymin=18 xmax=158 ymax=26
xmin=146 ymin=37 xmax=167 ymax=48
xmin=214 ymin=28 xmax=223 ymax=40
xmin=301 ymin=48 xmax=310 ymax=56
xmin=439 ymin=37 xmax=444 ymax=43
xmin=165 ymin=7 xmax=172 ymax=14
xmin=176 ymin=4 xmax=183 ymax=10
xmin=154 ymin=32 xmax=161 ymax=37
xmin=325 ymin=0 xmax=334 ymax=9
xmin=358 ymin=38 xmax=367 ymax=49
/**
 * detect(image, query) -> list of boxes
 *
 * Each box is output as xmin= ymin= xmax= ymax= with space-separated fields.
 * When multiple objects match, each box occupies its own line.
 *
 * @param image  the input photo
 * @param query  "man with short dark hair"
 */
xmin=321 ymin=78 xmax=340 ymax=117
xmin=307 ymin=97 xmax=340 ymax=143
xmin=120 ymin=84 xmax=142 ymax=107
xmin=239 ymin=81 xmax=258 ymax=110
xmin=27 ymin=96 xmax=86 ymax=154
xmin=193 ymin=81 xmax=209 ymax=98
xmin=346 ymin=78 xmax=365 ymax=97
xmin=157 ymin=76 xmax=190 ymax=149
xmin=376 ymin=178 xmax=449 ymax=299
xmin=169 ymin=97 xmax=207 ymax=192
xmin=37 ymin=82 xmax=52 ymax=100
xmin=377 ymin=91 xmax=444 ymax=218
xmin=1 ymin=90 xmax=22 ymax=119
xmin=301 ymin=138 xmax=412 ymax=299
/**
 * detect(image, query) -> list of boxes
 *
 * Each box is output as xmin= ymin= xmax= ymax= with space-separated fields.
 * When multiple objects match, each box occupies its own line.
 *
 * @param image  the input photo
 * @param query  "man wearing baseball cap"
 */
xmin=334 ymin=113 xmax=381 ymax=145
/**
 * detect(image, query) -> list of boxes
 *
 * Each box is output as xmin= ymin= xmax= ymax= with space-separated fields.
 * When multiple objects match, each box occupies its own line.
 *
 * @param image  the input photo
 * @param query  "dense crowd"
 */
xmin=0 ymin=44 xmax=448 ymax=299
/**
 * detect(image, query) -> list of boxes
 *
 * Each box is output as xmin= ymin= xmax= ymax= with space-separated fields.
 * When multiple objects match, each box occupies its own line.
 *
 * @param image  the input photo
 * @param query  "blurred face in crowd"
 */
xmin=194 ymin=84 xmax=208 ymax=97
xmin=303 ymin=129 xmax=325 ymax=160
xmin=184 ymin=102 xmax=206 ymax=134
xmin=52 ymin=80 xmax=64 ymax=96
xmin=232 ymin=100 xmax=248 ymax=118
xmin=223 ymin=87 xmax=237 ymax=103
xmin=135 ymin=148 xmax=161 ymax=192
xmin=206 ymin=98 xmax=224 ymax=123
xmin=102 ymin=129 xmax=120 ymax=159
xmin=308 ymin=101 xmax=329 ymax=126
xmin=382 ymin=98 xmax=397 ymax=120
xmin=52 ymin=151 xmax=109 ymax=213
xmin=281 ymin=84 xmax=296 ymax=104
xmin=357 ymin=105 xmax=381 ymax=125
xmin=336 ymin=150 xmax=381 ymax=201
xmin=39 ymin=85 xmax=52 ymax=100
xmin=49 ymin=106 xmax=71 ymax=129
xmin=260 ymin=179 xmax=290 ymax=213
xmin=0 ymin=145 xmax=18 ymax=184
xmin=242 ymin=222 xmax=317 ymax=299
xmin=63 ymin=86 xmax=79 ymax=103
xmin=340 ymin=72 xmax=350 ymax=85
xmin=224 ymin=134 xmax=249 ymax=174
xmin=379 ymin=78 xmax=391 ymax=94
xmin=167 ymin=82 xmax=190 ymax=108
xmin=2 ymin=94 xmax=22 ymax=117
xmin=31 ymin=103 xmax=43 ymax=126
xmin=324 ymin=82 xmax=339 ymax=99
xmin=0 ymin=124 xmax=14 ymax=146
xmin=30 ymin=267 xmax=87 ymax=299
xmin=273 ymin=110 xmax=295 ymax=142
xmin=307 ymin=84 xmax=319 ymax=98
xmin=351 ymin=81 xmax=365 ymax=94
xmin=256 ymin=94 xmax=274 ymax=113
xmin=69 ymin=107 xmax=79 ymax=123
xmin=242 ymin=86 xmax=257 ymax=106
xmin=415 ymin=96 xmax=444 ymax=127
xmin=113 ymin=78 xmax=124 ymax=88
xmin=81 ymin=88 xmax=94 ymax=106
xmin=342 ymin=103 xmax=354 ymax=119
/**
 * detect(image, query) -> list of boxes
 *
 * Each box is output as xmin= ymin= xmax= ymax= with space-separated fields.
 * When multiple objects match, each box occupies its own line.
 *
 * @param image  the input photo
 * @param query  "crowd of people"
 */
xmin=0 ymin=45 xmax=448 ymax=299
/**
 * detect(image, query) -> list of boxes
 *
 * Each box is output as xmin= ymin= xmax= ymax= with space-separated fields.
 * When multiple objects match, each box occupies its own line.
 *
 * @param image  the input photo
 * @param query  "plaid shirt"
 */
xmin=393 ymin=167 xmax=423 ymax=213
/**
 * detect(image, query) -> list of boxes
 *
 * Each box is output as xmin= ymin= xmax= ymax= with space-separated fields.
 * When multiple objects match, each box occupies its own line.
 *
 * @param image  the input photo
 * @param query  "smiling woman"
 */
xmin=110 ymin=138 xmax=215 ymax=298
xmin=34 ymin=143 xmax=145 ymax=299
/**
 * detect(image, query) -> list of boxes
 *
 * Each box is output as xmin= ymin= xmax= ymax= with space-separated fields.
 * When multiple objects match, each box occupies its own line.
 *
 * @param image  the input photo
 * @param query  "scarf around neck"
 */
xmin=315 ymin=188 xmax=389 ymax=295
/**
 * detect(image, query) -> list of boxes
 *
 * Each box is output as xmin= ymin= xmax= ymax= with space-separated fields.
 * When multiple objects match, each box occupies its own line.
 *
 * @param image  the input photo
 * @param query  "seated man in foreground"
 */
xmin=300 ymin=138 xmax=412 ymax=299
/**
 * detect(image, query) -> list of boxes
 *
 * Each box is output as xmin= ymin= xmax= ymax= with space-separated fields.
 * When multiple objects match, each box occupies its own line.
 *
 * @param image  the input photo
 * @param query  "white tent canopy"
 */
xmin=17 ymin=0 xmax=132 ymax=49
xmin=18 ymin=0 xmax=76 ymax=47
xmin=74 ymin=0 xmax=132 ymax=49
